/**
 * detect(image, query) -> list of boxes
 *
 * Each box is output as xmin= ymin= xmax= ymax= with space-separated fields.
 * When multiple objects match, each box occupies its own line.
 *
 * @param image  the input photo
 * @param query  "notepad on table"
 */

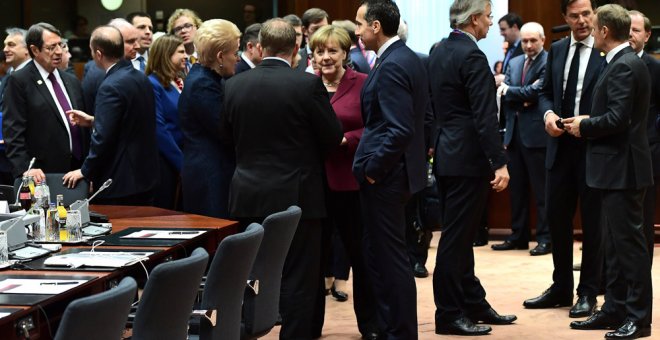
xmin=0 ymin=278 xmax=88 ymax=294
xmin=44 ymin=251 xmax=153 ymax=268
xmin=120 ymin=230 xmax=206 ymax=239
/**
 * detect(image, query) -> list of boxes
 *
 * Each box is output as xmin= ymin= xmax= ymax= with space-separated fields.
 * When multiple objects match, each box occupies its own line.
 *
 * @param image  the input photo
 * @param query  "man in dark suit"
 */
xmin=353 ymin=1 xmax=428 ymax=338
xmin=235 ymin=23 xmax=262 ymax=75
xmin=296 ymin=7 xmax=328 ymax=72
xmin=429 ymin=0 xmax=515 ymax=336
xmin=81 ymin=18 xmax=141 ymax=115
xmin=494 ymin=12 xmax=524 ymax=87
xmin=629 ymin=9 xmax=659 ymax=263
xmin=63 ymin=25 xmax=158 ymax=205
xmin=222 ymin=18 xmax=342 ymax=339
xmin=2 ymin=23 xmax=88 ymax=183
xmin=0 ymin=28 xmax=31 ymax=184
xmin=524 ymin=0 xmax=605 ymax=318
xmin=563 ymin=5 xmax=652 ymax=339
xmin=492 ymin=22 xmax=550 ymax=255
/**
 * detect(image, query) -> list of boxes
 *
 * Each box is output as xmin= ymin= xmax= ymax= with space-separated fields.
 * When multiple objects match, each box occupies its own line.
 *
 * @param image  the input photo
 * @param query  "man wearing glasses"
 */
xmin=2 ymin=22 xmax=88 ymax=183
xmin=168 ymin=9 xmax=202 ymax=73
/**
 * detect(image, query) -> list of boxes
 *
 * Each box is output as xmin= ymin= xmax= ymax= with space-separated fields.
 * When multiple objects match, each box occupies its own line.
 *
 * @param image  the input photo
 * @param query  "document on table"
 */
xmin=44 ymin=251 xmax=153 ymax=268
xmin=0 ymin=312 xmax=10 ymax=318
xmin=120 ymin=230 xmax=206 ymax=239
xmin=0 ymin=278 xmax=88 ymax=294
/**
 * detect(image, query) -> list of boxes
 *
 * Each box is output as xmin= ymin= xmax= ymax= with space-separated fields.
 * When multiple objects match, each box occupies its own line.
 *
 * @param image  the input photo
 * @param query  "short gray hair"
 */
xmin=397 ymin=18 xmax=408 ymax=43
xmin=520 ymin=22 xmax=545 ymax=39
xmin=5 ymin=28 xmax=27 ymax=46
xmin=450 ymin=0 xmax=492 ymax=29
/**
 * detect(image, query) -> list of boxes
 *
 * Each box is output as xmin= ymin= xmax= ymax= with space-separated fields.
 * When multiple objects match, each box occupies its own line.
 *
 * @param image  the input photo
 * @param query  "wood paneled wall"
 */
xmin=279 ymin=0 xmax=360 ymax=21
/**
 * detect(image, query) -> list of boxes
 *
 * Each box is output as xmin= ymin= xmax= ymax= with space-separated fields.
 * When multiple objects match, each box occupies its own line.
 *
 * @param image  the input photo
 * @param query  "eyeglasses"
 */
xmin=172 ymin=22 xmax=195 ymax=34
xmin=43 ymin=42 xmax=65 ymax=53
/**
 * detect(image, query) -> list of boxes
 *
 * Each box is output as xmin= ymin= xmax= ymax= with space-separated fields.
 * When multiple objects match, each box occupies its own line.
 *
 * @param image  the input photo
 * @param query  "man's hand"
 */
xmin=67 ymin=109 xmax=94 ymax=128
xmin=544 ymin=111 xmax=565 ymax=137
xmin=340 ymin=136 xmax=347 ymax=146
xmin=494 ymin=74 xmax=505 ymax=87
xmin=366 ymin=176 xmax=375 ymax=184
xmin=562 ymin=115 xmax=589 ymax=138
xmin=62 ymin=170 xmax=85 ymax=189
xmin=491 ymin=165 xmax=509 ymax=192
xmin=24 ymin=168 xmax=45 ymax=183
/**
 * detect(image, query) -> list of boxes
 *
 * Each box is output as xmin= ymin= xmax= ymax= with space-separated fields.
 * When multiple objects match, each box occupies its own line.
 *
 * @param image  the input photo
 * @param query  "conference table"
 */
xmin=0 ymin=205 xmax=238 ymax=339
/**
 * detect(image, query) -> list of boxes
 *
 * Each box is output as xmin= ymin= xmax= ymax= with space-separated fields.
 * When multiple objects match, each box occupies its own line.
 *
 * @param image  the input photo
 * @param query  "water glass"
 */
xmin=0 ymin=231 xmax=8 ymax=264
xmin=66 ymin=210 xmax=83 ymax=242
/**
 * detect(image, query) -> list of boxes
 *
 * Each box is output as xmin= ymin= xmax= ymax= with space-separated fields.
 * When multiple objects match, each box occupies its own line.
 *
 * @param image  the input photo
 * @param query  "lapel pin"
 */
xmin=37 ymin=80 xmax=43 ymax=85
xmin=600 ymin=52 xmax=605 ymax=57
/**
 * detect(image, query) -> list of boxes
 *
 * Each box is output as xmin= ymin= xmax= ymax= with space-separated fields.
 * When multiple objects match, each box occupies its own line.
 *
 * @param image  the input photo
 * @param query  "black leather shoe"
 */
xmin=468 ymin=307 xmax=517 ymax=325
xmin=569 ymin=296 xmax=597 ymax=318
xmin=413 ymin=263 xmax=429 ymax=278
xmin=570 ymin=311 xmax=621 ymax=330
xmin=331 ymin=285 xmax=348 ymax=302
xmin=605 ymin=321 xmax=651 ymax=339
xmin=523 ymin=288 xmax=573 ymax=309
xmin=491 ymin=240 xmax=529 ymax=250
xmin=361 ymin=331 xmax=379 ymax=340
xmin=529 ymin=243 xmax=552 ymax=256
xmin=435 ymin=317 xmax=491 ymax=336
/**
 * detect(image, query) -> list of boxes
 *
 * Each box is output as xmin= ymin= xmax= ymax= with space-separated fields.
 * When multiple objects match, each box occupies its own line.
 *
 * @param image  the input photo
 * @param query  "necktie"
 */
xmin=174 ymin=78 xmax=184 ymax=92
xmin=561 ymin=42 xmax=583 ymax=118
xmin=521 ymin=57 xmax=532 ymax=84
xmin=47 ymin=72 xmax=82 ymax=160
xmin=137 ymin=56 xmax=145 ymax=72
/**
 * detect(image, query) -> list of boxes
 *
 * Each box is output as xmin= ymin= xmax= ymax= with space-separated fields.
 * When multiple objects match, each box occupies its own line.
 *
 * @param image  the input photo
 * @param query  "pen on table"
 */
xmin=40 ymin=281 xmax=79 ymax=286
xmin=168 ymin=231 xmax=199 ymax=235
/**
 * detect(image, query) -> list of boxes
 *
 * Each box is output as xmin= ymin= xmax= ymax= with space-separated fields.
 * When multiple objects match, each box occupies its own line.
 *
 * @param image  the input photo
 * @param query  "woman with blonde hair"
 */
xmin=178 ymin=19 xmax=241 ymax=218
xmin=145 ymin=34 xmax=187 ymax=209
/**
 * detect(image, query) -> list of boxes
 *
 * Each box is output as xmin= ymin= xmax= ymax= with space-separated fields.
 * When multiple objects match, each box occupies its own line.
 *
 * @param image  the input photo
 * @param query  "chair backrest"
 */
xmin=13 ymin=173 xmax=89 ymax=206
xmin=54 ymin=276 xmax=137 ymax=340
xmin=132 ymin=247 xmax=209 ymax=340
xmin=241 ymin=206 xmax=301 ymax=339
xmin=0 ymin=185 xmax=14 ymax=203
xmin=199 ymin=223 xmax=264 ymax=340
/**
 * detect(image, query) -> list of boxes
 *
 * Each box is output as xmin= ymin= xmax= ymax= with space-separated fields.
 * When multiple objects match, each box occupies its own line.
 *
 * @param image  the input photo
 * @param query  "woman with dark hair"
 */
xmin=178 ymin=19 xmax=241 ymax=218
xmin=146 ymin=34 xmax=187 ymax=209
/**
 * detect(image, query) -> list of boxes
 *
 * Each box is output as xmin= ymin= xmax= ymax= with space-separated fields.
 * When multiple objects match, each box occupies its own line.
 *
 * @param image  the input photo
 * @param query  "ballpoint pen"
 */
xmin=40 ymin=281 xmax=79 ymax=285
xmin=168 ymin=231 xmax=199 ymax=235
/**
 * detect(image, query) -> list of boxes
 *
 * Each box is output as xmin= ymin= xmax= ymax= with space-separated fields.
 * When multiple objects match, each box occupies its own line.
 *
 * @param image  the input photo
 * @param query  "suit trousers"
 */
xmin=642 ymin=180 xmax=657 ymax=261
xmin=433 ymin=176 xmax=491 ymax=324
xmin=599 ymin=188 xmax=652 ymax=325
xmin=545 ymin=136 xmax=603 ymax=297
xmin=313 ymin=190 xmax=379 ymax=337
xmin=360 ymin=163 xmax=417 ymax=340
xmin=506 ymin=122 xmax=550 ymax=243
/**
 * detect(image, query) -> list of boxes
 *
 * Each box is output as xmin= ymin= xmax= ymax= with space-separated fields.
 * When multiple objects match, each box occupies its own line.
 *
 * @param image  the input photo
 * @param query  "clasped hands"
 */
xmin=544 ymin=111 xmax=589 ymax=138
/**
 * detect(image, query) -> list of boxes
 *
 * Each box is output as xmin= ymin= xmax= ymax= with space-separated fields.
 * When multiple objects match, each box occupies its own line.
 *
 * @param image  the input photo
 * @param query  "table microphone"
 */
xmin=88 ymin=179 xmax=113 ymax=203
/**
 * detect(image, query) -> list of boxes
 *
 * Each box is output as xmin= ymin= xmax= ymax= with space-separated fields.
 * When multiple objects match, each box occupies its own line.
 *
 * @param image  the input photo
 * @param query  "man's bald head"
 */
xmin=108 ymin=18 xmax=140 ymax=59
xmin=90 ymin=25 xmax=124 ymax=62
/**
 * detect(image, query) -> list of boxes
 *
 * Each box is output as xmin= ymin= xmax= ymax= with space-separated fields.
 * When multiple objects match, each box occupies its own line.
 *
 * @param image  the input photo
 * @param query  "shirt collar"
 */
xmin=241 ymin=52 xmax=256 ymax=68
xmin=637 ymin=50 xmax=644 ymax=58
xmin=15 ymin=58 xmax=32 ymax=71
xmin=456 ymin=29 xmax=477 ymax=43
xmin=606 ymin=42 xmax=629 ymax=64
xmin=377 ymin=36 xmax=400 ymax=58
xmin=263 ymin=56 xmax=291 ymax=67
xmin=570 ymin=32 xmax=594 ymax=49
xmin=34 ymin=60 xmax=56 ymax=81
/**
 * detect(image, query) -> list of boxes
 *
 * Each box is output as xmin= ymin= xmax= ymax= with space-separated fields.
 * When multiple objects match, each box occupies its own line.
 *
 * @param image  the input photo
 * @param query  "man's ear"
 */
xmin=372 ymin=20 xmax=381 ymax=35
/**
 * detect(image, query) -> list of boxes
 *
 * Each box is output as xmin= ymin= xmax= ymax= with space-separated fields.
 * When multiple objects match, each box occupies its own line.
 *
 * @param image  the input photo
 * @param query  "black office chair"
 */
xmin=131 ymin=247 xmax=209 ymax=340
xmin=13 ymin=173 xmax=89 ymax=206
xmin=0 ymin=185 xmax=14 ymax=202
xmin=191 ymin=223 xmax=264 ymax=340
xmin=54 ymin=276 xmax=137 ymax=340
xmin=241 ymin=206 xmax=301 ymax=339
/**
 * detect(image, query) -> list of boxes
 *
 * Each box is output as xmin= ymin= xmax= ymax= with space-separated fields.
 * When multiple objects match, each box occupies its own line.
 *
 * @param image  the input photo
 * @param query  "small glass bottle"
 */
xmin=46 ymin=203 xmax=59 ymax=242
xmin=56 ymin=195 xmax=68 ymax=241
xmin=31 ymin=198 xmax=46 ymax=241
xmin=19 ymin=176 xmax=32 ymax=210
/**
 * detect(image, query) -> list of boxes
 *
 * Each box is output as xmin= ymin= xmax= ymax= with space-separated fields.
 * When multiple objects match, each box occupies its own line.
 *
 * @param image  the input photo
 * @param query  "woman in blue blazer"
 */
xmin=146 ymin=34 xmax=187 ymax=210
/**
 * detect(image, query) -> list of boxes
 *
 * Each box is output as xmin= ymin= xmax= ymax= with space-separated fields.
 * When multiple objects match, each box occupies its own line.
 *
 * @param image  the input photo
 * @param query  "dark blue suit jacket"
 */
xmin=148 ymin=74 xmax=183 ymax=172
xmin=81 ymin=59 xmax=158 ymax=199
xmin=641 ymin=52 xmax=660 ymax=176
xmin=81 ymin=60 xmax=104 ymax=116
xmin=349 ymin=46 xmax=370 ymax=74
xmin=502 ymin=50 xmax=548 ymax=148
xmin=581 ymin=47 xmax=652 ymax=190
xmin=538 ymin=37 xmax=604 ymax=169
xmin=234 ymin=57 xmax=252 ymax=75
xmin=429 ymin=32 xmax=507 ymax=177
xmin=353 ymin=39 xmax=428 ymax=194
xmin=178 ymin=64 xmax=235 ymax=218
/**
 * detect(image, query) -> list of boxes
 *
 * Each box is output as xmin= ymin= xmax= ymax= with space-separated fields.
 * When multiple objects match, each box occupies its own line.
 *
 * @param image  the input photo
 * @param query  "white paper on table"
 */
xmin=44 ymin=251 xmax=153 ymax=268
xmin=0 ymin=278 xmax=88 ymax=294
xmin=120 ymin=230 xmax=206 ymax=239
xmin=0 ymin=312 xmax=11 ymax=318
xmin=0 ymin=201 xmax=8 ymax=214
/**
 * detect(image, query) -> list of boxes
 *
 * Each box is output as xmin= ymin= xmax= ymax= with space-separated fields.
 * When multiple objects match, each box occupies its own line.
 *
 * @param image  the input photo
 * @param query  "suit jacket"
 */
xmin=580 ymin=47 xmax=652 ymax=190
xmin=348 ymin=46 xmax=370 ymax=74
xmin=502 ymin=50 xmax=548 ymax=148
xmin=3 ymin=60 xmax=89 ymax=177
xmin=178 ymin=64 xmax=235 ymax=218
xmin=429 ymin=32 xmax=507 ymax=177
xmin=223 ymin=58 xmax=342 ymax=219
xmin=641 ymin=52 xmax=660 ymax=176
xmin=296 ymin=47 xmax=310 ymax=72
xmin=353 ymin=39 xmax=428 ymax=194
xmin=234 ymin=57 xmax=252 ymax=75
xmin=539 ymin=37 xmax=604 ymax=169
xmin=148 ymin=74 xmax=183 ymax=172
xmin=325 ymin=67 xmax=366 ymax=192
xmin=503 ymin=41 xmax=524 ymax=73
xmin=81 ymin=59 xmax=159 ymax=199
xmin=81 ymin=60 xmax=105 ymax=116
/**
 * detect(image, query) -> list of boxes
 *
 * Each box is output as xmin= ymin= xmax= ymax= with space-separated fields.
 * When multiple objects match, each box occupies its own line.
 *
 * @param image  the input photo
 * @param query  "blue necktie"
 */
xmin=137 ymin=56 xmax=145 ymax=72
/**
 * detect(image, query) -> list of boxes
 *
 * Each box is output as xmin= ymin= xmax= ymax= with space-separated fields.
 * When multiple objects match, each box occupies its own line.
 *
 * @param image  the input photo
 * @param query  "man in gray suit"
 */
xmin=564 ymin=4 xmax=652 ymax=339
xmin=492 ymin=22 xmax=550 ymax=255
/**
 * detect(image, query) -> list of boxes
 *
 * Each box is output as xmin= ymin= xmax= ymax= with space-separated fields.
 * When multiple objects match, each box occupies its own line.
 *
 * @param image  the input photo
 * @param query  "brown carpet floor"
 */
xmin=262 ymin=231 xmax=660 ymax=339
